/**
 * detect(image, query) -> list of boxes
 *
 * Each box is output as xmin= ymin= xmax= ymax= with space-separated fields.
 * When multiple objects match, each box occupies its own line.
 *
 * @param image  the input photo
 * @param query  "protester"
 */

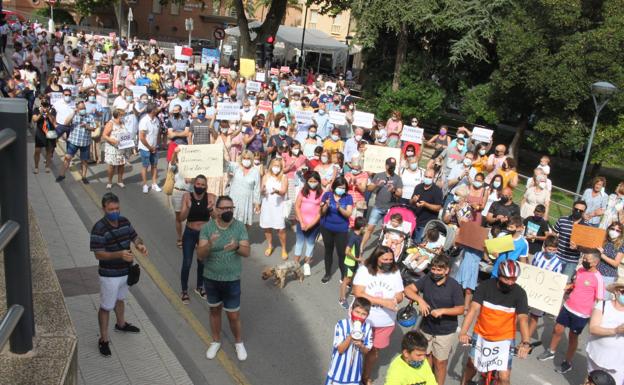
xmin=137 ymin=103 xmax=161 ymax=193
xmin=260 ymin=158 xmax=288 ymax=258
xmin=101 ymin=108 xmax=129 ymax=188
xmin=55 ymin=101 xmax=95 ymax=184
xmin=294 ymin=171 xmax=323 ymax=276
xmin=320 ymin=176 xmax=353 ymax=283
xmin=582 ymin=176 xmax=609 ymax=227
xmin=553 ymin=200 xmax=588 ymax=278
xmin=384 ymin=330 xmax=437 ymax=385
xmin=31 ymin=100 xmax=56 ymax=174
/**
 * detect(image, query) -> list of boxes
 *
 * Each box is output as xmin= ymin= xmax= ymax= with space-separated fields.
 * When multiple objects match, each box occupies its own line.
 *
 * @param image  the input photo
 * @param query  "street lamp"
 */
xmin=185 ymin=18 xmax=194 ymax=47
xmin=575 ymin=81 xmax=618 ymax=195
xmin=127 ymin=7 xmax=133 ymax=40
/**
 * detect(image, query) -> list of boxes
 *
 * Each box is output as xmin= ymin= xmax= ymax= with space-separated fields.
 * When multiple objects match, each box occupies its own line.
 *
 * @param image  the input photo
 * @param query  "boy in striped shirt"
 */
xmin=528 ymin=235 xmax=563 ymax=338
xmin=326 ymin=297 xmax=373 ymax=385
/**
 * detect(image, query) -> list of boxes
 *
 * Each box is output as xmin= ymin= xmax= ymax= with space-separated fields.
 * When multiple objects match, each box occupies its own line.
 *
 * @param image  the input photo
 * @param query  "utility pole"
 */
xmin=127 ymin=7 xmax=133 ymax=41
xmin=185 ymin=18 xmax=194 ymax=47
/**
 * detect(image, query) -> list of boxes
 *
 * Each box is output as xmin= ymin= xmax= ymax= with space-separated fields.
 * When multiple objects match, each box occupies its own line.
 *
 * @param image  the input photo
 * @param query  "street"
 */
xmin=44 ymin=144 xmax=588 ymax=385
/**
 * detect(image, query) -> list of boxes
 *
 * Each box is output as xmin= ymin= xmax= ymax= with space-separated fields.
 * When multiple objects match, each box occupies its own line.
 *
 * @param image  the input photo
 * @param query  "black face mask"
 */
xmin=379 ymin=262 xmax=393 ymax=273
xmin=500 ymin=196 xmax=510 ymax=204
xmin=430 ymin=272 xmax=445 ymax=282
xmin=498 ymin=280 xmax=513 ymax=293
xmin=194 ymin=186 xmax=206 ymax=195
xmin=220 ymin=211 xmax=234 ymax=223
xmin=581 ymin=261 xmax=591 ymax=270
xmin=387 ymin=165 xmax=396 ymax=174
xmin=173 ymin=112 xmax=181 ymax=119
xmin=571 ymin=208 xmax=583 ymax=221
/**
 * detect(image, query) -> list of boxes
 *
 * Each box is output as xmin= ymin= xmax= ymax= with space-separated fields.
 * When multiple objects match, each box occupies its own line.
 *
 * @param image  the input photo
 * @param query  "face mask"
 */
xmin=331 ymin=134 xmax=339 ymax=141
xmin=608 ymin=230 xmax=621 ymax=240
xmin=423 ymin=177 xmax=433 ymax=186
xmin=62 ymin=77 xmax=70 ymax=83
xmin=379 ymin=262 xmax=393 ymax=273
xmin=318 ymin=109 xmax=325 ymax=115
xmin=492 ymin=181 xmax=501 ymax=189
xmin=63 ymin=95 xmax=72 ymax=102
xmin=220 ymin=211 xmax=234 ymax=223
xmin=406 ymin=151 xmax=414 ymax=157
xmin=354 ymin=135 xmax=362 ymax=141
xmin=97 ymin=84 xmax=105 ymax=90
xmin=166 ymin=83 xmax=173 ymax=88
xmin=194 ymin=92 xmax=201 ymax=98
xmin=351 ymin=169 xmax=361 ymax=175
xmin=173 ymin=112 xmax=181 ymax=119
xmin=86 ymin=95 xmax=96 ymax=102
xmin=220 ymin=127 xmax=228 ymax=133
xmin=126 ymin=96 xmax=133 ymax=102
xmin=617 ymin=294 xmax=624 ymax=306
xmin=538 ymin=182 xmax=547 ymax=189
xmin=479 ymin=149 xmax=487 ymax=156
xmin=203 ymin=98 xmax=210 ymax=104
xmin=408 ymin=360 xmax=424 ymax=369
xmin=79 ymin=109 xmax=87 ymax=116
xmin=500 ymin=196 xmax=510 ymax=204
xmin=179 ymin=95 xmax=186 ymax=100
xmin=254 ymin=159 xmax=261 ymax=166
xmin=457 ymin=133 xmax=465 ymax=139
xmin=272 ymin=166 xmax=281 ymax=175
xmin=292 ymin=148 xmax=300 ymax=155
xmin=105 ymin=211 xmax=120 ymax=221
xmin=279 ymin=129 xmax=286 ymax=136
xmin=581 ymin=261 xmax=591 ymax=270
xmin=140 ymin=99 xmax=148 ymax=104
xmin=280 ymin=102 xmax=286 ymax=107
xmin=387 ymin=165 xmax=396 ymax=174
xmin=543 ymin=251 xmax=556 ymax=259
xmin=351 ymin=312 xmax=366 ymax=323
xmin=241 ymin=159 xmax=252 ymax=168
xmin=321 ymin=156 xmax=329 ymax=164
xmin=335 ymin=187 xmax=346 ymax=196
xmin=308 ymin=132 xmax=316 ymax=138
xmin=498 ymin=280 xmax=513 ymax=293
xmin=430 ymin=272 xmax=445 ymax=282
xmin=571 ymin=208 xmax=583 ymax=221
xmin=439 ymin=129 xmax=447 ymax=135
xmin=194 ymin=186 xmax=206 ymax=195
xmin=308 ymin=182 xmax=319 ymax=189
xmin=457 ymin=145 xmax=464 ymax=151
xmin=197 ymin=113 xmax=206 ymax=120
xmin=472 ymin=181 xmax=483 ymax=189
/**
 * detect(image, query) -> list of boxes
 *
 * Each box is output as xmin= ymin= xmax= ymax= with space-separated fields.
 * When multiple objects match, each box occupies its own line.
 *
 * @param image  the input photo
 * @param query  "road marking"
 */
xmin=529 ymin=373 xmax=552 ymax=385
xmin=55 ymin=144 xmax=252 ymax=385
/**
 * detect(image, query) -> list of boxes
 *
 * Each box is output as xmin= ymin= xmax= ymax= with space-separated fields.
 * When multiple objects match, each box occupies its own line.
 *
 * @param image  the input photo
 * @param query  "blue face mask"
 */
xmin=279 ymin=129 xmax=286 ymax=136
xmin=105 ymin=211 xmax=120 ymax=222
xmin=617 ymin=294 xmax=624 ymax=306
xmin=423 ymin=177 xmax=433 ymax=186
xmin=197 ymin=114 xmax=206 ymax=120
xmin=318 ymin=109 xmax=325 ymax=115
xmin=543 ymin=251 xmax=556 ymax=259
xmin=408 ymin=359 xmax=424 ymax=369
xmin=280 ymin=102 xmax=286 ymax=107
xmin=335 ymin=187 xmax=346 ymax=196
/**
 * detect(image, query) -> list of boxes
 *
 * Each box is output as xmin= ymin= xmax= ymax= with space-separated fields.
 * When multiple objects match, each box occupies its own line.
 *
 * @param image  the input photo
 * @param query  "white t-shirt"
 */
xmin=138 ymin=115 xmax=159 ymax=151
xmin=400 ymin=168 xmax=425 ymax=200
xmin=53 ymin=100 xmax=75 ymax=125
xmin=353 ymin=265 xmax=404 ymax=327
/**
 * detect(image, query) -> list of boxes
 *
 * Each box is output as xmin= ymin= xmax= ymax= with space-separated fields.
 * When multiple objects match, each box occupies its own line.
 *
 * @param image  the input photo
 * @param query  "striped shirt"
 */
xmin=553 ymin=216 xmax=585 ymax=263
xmin=325 ymin=318 xmax=373 ymax=385
xmin=531 ymin=251 xmax=563 ymax=273
xmin=68 ymin=114 xmax=95 ymax=147
xmin=90 ymin=216 xmax=138 ymax=277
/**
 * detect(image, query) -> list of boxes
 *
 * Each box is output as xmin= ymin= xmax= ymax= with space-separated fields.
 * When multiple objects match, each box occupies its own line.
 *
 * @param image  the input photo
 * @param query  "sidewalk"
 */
xmin=27 ymin=146 xmax=193 ymax=385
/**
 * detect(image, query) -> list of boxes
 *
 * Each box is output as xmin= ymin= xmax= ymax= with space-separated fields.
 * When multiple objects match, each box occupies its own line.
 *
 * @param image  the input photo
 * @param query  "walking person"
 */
xmin=138 ymin=103 xmax=162 ymax=193
xmin=32 ymin=100 xmax=57 ymax=174
xmin=89 ymin=193 xmax=148 ymax=357
xmin=56 ymin=101 xmax=96 ymax=184
xmin=102 ymin=109 xmax=129 ymax=189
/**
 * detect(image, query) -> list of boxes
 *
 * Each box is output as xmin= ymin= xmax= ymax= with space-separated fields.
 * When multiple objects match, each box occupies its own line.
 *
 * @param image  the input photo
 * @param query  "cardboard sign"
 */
xmin=329 ymin=111 xmax=346 ymax=126
xmin=130 ymin=85 xmax=147 ymax=99
xmin=201 ymin=48 xmax=220 ymax=66
xmin=324 ymin=81 xmax=336 ymax=91
xmin=570 ymin=223 xmax=606 ymax=249
xmin=175 ymin=62 xmax=188 ymax=72
xmin=484 ymin=235 xmax=515 ymax=254
xmin=246 ymin=81 xmax=261 ymax=93
xmin=96 ymin=73 xmax=110 ymax=84
xmin=472 ymin=126 xmax=494 ymax=143
xmin=49 ymin=92 xmax=63 ymax=105
xmin=295 ymin=110 xmax=314 ymax=124
xmin=255 ymin=72 xmax=266 ymax=82
xmin=177 ymin=144 xmax=224 ymax=178
xmin=54 ymin=53 xmax=64 ymax=63
xmin=280 ymin=66 xmax=291 ymax=73
xmin=258 ymin=100 xmax=273 ymax=113
xmin=455 ymin=221 xmax=489 ymax=252
xmin=216 ymin=102 xmax=240 ymax=121
xmin=219 ymin=68 xmax=231 ymax=77
xmin=400 ymin=125 xmax=424 ymax=144
xmin=362 ymin=145 xmax=401 ymax=174
xmin=240 ymin=58 xmax=256 ymax=78
xmin=117 ymin=132 xmax=135 ymax=150
xmin=174 ymin=45 xmax=191 ymax=61
xmin=473 ymin=335 xmax=511 ymax=373
xmin=270 ymin=68 xmax=279 ymax=75
xmin=353 ymin=111 xmax=375 ymax=129
xmin=516 ymin=262 xmax=568 ymax=315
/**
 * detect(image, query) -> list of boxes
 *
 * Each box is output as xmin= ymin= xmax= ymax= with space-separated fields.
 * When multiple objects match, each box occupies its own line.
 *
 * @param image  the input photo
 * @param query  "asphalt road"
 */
xmin=49 ymin=146 xmax=589 ymax=385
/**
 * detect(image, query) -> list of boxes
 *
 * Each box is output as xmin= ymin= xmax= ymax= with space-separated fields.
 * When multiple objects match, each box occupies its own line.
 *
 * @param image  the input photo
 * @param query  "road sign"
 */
xmin=128 ymin=7 xmax=134 ymax=22
xmin=214 ymin=27 xmax=225 ymax=41
xmin=47 ymin=0 xmax=57 ymax=4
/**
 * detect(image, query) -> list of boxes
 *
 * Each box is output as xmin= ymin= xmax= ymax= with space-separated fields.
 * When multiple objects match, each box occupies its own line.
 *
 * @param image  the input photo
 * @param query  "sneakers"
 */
xmin=206 ymin=342 xmax=221 ymax=359
xmin=82 ymin=177 xmax=90 ymax=184
xmin=142 ymin=184 xmax=149 ymax=194
xmin=106 ymin=183 xmax=112 ymax=189
xmin=537 ymin=349 xmax=555 ymax=361
xmin=98 ymin=339 xmax=111 ymax=357
xmin=181 ymin=291 xmax=190 ymax=304
xmin=55 ymin=175 xmax=65 ymax=182
xmin=303 ymin=263 xmax=311 ymax=276
xmin=321 ymin=275 xmax=331 ymax=284
xmin=555 ymin=361 xmax=572 ymax=374
xmin=194 ymin=287 xmax=207 ymax=300
xmin=235 ymin=342 xmax=247 ymax=361
xmin=339 ymin=298 xmax=349 ymax=309
xmin=114 ymin=322 xmax=140 ymax=333
xmin=151 ymin=184 xmax=162 ymax=192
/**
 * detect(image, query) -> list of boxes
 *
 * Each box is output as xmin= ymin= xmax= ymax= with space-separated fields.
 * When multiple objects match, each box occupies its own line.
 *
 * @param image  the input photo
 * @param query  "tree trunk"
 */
xmin=392 ymin=24 xmax=408 ymax=91
xmin=508 ymin=115 xmax=528 ymax=161
xmin=233 ymin=0 xmax=288 ymax=60
xmin=113 ymin=0 xmax=127 ymax=37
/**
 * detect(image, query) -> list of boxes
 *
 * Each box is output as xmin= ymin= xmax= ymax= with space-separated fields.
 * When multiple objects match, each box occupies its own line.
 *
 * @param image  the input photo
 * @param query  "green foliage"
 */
xmin=459 ymin=83 xmax=499 ymax=125
xmin=33 ymin=7 xmax=75 ymax=25
xmin=363 ymin=79 xmax=445 ymax=122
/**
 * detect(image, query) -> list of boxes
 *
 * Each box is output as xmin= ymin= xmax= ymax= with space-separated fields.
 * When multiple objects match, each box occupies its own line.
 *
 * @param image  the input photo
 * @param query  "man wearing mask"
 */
xmin=361 ymin=158 xmax=403 ymax=249
xmin=459 ymin=260 xmax=531 ymax=385
xmin=410 ymin=168 xmax=444 ymax=243
xmin=135 ymin=69 xmax=152 ymax=89
xmin=169 ymin=89 xmax=192 ymax=117
xmin=266 ymin=122 xmax=293 ymax=159
xmin=138 ymin=103 xmax=162 ymax=193
xmin=190 ymin=106 xmax=211 ymax=145
xmin=315 ymin=107 xmax=332 ymax=140
xmin=166 ymin=105 xmax=190 ymax=161
xmin=486 ymin=187 xmax=520 ymax=230
xmin=553 ymin=200 xmax=588 ymax=278
xmin=53 ymin=88 xmax=75 ymax=138
xmin=405 ymin=255 xmax=464 ymax=385
xmin=56 ymin=101 xmax=96 ymax=184
xmin=344 ymin=127 xmax=363 ymax=164
xmin=485 ymin=144 xmax=507 ymax=184
xmin=85 ymin=89 xmax=105 ymax=163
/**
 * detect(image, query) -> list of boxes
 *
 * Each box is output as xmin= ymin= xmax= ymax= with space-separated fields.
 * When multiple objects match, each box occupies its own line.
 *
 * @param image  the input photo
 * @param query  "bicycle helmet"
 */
xmin=498 ymin=260 xmax=521 ymax=278
xmin=588 ymin=370 xmax=616 ymax=385
xmin=396 ymin=303 xmax=418 ymax=328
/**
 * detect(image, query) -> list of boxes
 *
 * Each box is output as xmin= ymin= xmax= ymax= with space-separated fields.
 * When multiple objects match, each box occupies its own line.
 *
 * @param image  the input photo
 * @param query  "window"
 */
xmin=152 ymin=0 xmax=161 ymax=14
xmin=331 ymin=13 xmax=342 ymax=34
xmin=171 ymin=2 xmax=180 ymax=15
xmin=309 ymin=10 xmax=318 ymax=29
xmin=212 ymin=0 xmax=221 ymax=15
xmin=229 ymin=7 xmax=237 ymax=17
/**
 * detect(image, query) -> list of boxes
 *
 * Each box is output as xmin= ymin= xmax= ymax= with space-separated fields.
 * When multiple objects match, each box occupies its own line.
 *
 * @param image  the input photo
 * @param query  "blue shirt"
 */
xmin=325 ymin=318 xmax=373 ymax=385
xmin=320 ymin=192 xmax=353 ymax=233
xmin=491 ymin=236 xmax=529 ymax=278
xmin=135 ymin=76 xmax=151 ymax=87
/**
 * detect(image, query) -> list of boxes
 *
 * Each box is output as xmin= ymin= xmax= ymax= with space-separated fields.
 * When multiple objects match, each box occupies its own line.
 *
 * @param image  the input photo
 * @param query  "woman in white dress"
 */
xmin=260 ymin=158 xmax=289 ymax=259
xmin=102 ymin=109 xmax=128 ymax=189
xmin=228 ymin=150 xmax=261 ymax=228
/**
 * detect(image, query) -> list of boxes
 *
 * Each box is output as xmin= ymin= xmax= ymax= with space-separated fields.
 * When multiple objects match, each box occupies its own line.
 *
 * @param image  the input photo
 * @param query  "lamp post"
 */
xmin=47 ymin=0 xmax=56 ymax=33
xmin=575 ymin=81 xmax=618 ymax=195
xmin=127 ymin=7 xmax=133 ymax=40
xmin=185 ymin=18 xmax=194 ymax=47
xmin=299 ymin=4 xmax=308 ymax=72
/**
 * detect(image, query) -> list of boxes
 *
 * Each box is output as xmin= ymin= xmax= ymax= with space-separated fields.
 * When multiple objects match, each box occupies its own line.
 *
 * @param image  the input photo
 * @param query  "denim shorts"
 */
xmin=204 ymin=279 xmax=241 ymax=312
xmin=66 ymin=142 xmax=90 ymax=161
xmin=367 ymin=206 xmax=387 ymax=226
xmin=139 ymin=149 xmax=158 ymax=167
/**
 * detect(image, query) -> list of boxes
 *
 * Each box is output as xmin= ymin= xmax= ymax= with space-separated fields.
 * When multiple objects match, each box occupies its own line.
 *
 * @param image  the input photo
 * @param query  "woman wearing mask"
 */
xmin=228 ymin=150 xmax=261 ymax=228
xmin=260 ymin=158 xmax=289 ymax=258
xmin=471 ymin=143 xmax=489 ymax=174
xmin=344 ymin=156 xmax=369 ymax=226
xmin=582 ymin=176 xmax=609 ymax=227
xmin=400 ymin=156 xmax=425 ymax=206
xmin=426 ymin=126 xmax=451 ymax=160
xmin=482 ymin=174 xmax=503 ymax=218
xmin=465 ymin=172 xmax=487 ymax=223
xmin=303 ymin=125 xmax=322 ymax=157
xmin=147 ymin=66 xmax=161 ymax=96
xmin=385 ymin=110 xmax=403 ymax=148
xmin=315 ymin=149 xmax=337 ymax=191
xmin=596 ymin=222 xmax=624 ymax=296
xmin=601 ymin=182 xmax=624 ymax=229
xmin=520 ymin=175 xmax=551 ymax=219
xmin=400 ymin=144 xmax=419 ymax=170
xmin=169 ymin=150 xmax=192 ymax=249
xmin=213 ymin=120 xmax=243 ymax=162
xmin=101 ymin=109 xmax=129 ymax=189
xmin=273 ymin=98 xmax=293 ymax=127
xmin=243 ymin=115 xmax=267 ymax=155
xmin=32 ymin=101 xmax=56 ymax=174
xmin=323 ymin=127 xmax=344 ymax=154
xmin=44 ymin=75 xmax=62 ymax=93
xmin=294 ymin=171 xmax=323 ymax=275
xmin=320 ymin=177 xmax=353 ymax=283
xmin=352 ymin=245 xmax=404 ymax=385
xmin=496 ymin=157 xmax=519 ymax=189
xmin=282 ymin=140 xmax=307 ymax=203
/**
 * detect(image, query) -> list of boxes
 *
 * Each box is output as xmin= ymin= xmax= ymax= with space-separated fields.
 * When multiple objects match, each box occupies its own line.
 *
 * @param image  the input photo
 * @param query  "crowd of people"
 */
xmin=4 ymin=19 xmax=624 ymax=385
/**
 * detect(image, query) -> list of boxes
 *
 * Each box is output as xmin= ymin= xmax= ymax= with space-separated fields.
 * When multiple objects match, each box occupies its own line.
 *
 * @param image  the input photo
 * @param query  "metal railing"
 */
xmin=0 ymin=98 xmax=35 ymax=354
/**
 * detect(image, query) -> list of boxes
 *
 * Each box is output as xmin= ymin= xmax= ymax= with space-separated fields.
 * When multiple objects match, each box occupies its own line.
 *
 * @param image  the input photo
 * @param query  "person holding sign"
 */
xmin=553 ymin=200 xmax=589 ymax=278
xmin=102 ymin=109 xmax=130 ymax=189
xmin=490 ymin=216 xmax=529 ymax=278
xmin=459 ymin=260 xmax=531 ymax=385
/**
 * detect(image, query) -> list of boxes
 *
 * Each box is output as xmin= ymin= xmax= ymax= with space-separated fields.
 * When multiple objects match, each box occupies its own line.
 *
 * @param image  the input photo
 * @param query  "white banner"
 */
xmin=130 ymin=85 xmax=147 ymax=99
xmin=216 ymin=102 xmax=241 ymax=121
xmin=255 ymin=72 xmax=266 ymax=82
xmin=174 ymin=45 xmax=191 ymax=61
xmin=295 ymin=110 xmax=314 ymax=124
xmin=400 ymin=125 xmax=425 ymax=144
xmin=246 ymin=81 xmax=261 ymax=93
xmin=472 ymin=127 xmax=494 ymax=143
xmin=178 ymin=144 xmax=224 ymax=178
xmin=473 ymin=335 xmax=511 ymax=373
xmin=329 ymin=111 xmax=346 ymax=126
xmin=353 ymin=111 xmax=375 ymax=129
xmin=175 ymin=62 xmax=188 ymax=72
xmin=117 ymin=132 xmax=135 ymax=150
xmin=516 ymin=262 xmax=568 ymax=315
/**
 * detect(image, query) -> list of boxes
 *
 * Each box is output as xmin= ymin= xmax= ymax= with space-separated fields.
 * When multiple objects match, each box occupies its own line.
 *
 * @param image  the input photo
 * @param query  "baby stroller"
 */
xmin=379 ymin=204 xmax=417 ymax=262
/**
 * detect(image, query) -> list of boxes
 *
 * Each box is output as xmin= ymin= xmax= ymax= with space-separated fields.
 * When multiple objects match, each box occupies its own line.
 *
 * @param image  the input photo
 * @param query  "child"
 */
xmin=537 ymin=155 xmax=551 ymax=176
xmin=253 ymin=152 xmax=265 ymax=177
xmin=384 ymin=330 xmax=437 ymax=385
xmin=339 ymin=217 xmax=366 ymax=309
xmin=325 ymin=297 xmax=373 ymax=385
xmin=523 ymin=204 xmax=551 ymax=256
xmin=527 ymin=235 xmax=563 ymax=338
xmin=403 ymin=228 xmax=445 ymax=274
xmin=491 ymin=215 xmax=529 ymax=277
xmin=383 ymin=213 xmax=410 ymax=261
xmin=537 ymin=249 xmax=604 ymax=374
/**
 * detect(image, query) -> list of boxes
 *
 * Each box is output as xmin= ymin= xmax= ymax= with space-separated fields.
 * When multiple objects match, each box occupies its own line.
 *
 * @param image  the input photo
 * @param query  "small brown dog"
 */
xmin=261 ymin=261 xmax=304 ymax=288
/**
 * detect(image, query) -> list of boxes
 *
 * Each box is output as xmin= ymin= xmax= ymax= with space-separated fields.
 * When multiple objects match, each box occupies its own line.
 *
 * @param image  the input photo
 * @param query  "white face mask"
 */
xmin=292 ymin=148 xmax=300 ymax=155
xmin=241 ymin=159 xmax=252 ymax=168
xmin=354 ymin=135 xmax=362 ymax=141
xmin=608 ymin=229 xmax=621 ymax=239
xmin=463 ymin=158 xmax=472 ymax=167
xmin=479 ymin=149 xmax=487 ymax=156
xmin=457 ymin=145 xmax=464 ymax=151
xmin=321 ymin=156 xmax=329 ymax=164
xmin=538 ymin=182 xmax=547 ymax=189
xmin=271 ymin=166 xmax=281 ymax=175
xmin=406 ymin=151 xmax=414 ymax=157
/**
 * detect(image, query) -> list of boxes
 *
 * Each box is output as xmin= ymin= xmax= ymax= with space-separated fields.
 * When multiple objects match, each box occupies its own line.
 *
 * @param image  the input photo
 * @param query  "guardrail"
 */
xmin=0 ymin=98 xmax=35 ymax=354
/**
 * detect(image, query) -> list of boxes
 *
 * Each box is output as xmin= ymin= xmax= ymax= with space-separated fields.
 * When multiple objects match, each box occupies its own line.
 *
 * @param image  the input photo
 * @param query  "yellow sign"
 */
xmin=516 ymin=262 xmax=568 ymax=315
xmin=177 ymin=144 xmax=224 ymax=178
xmin=240 ymin=58 xmax=256 ymax=78
xmin=362 ymin=145 xmax=401 ymax=174
xmin=484 ymin=235 xmax=515 ymax=253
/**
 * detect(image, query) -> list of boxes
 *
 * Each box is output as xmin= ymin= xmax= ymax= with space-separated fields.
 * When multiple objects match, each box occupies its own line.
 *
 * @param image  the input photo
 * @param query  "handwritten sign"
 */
xmin=175 ymin=62 xmax=188 ymax=72
xmin=472 ymin=127 xmax=494 ymax=143
xmin=246 ymin=81 xmax=261 ymax=93
xmin=455 ymin=221 xmax=489 ymax=252
xmin=570 ymin=223 xmax=606 ymax=249
xmin=117 ymin=132 xmax=135 ymax=150
xmin=130 ymin=85 xmax=147 ymax=99
xmin=258 ymin=100 xmax=273 ymax=113
xmin=49 ymin=92 xmax=63 ymax=105
xmin=219 ymin=68 xmax=231 ymax=77
xmin=255 ymin=72 xmax=266 ymax=82
xmin=240 ymin=58 xmax=256 ymax=78
xmin=295 ymin=110 xmax=314 ymax=124
xmin=329 ymin=111 xmax=346 ymax=125
xmin=353 ymin=111 xmax=375 ymax=129
xmin=485 ymin=235 xmax=515 ymax=254
xmin=400 ymin=125 xmax=424 ymax=144
xmin=280 ymin=66 xmax=291 ymax=73
xmin=473 ymin=335 xmax=511 ymax=373
xmin=177 ymin=144 xmax=224 ymax=178
xmin=362 ymin=145 xmax=401 ymax=174
xmin=517 ymin=262 xmax=568 ymax=315
xmin=216 ymin=102 xmax=240 ymax=121
xmin=270 ymin=68 xmax=279 ymax=75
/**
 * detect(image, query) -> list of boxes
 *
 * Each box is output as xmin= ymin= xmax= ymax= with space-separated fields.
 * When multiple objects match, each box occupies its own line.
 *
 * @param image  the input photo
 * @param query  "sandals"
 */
xmin=281 ymin=251 xmax=288 ymax=260
xmin=264 ymin=246 xmax=273 ymax=257
xmin=176 ymin=239 xmax=183 ymax=249
xmin=33 ymin=168 xmax=39 ymax=174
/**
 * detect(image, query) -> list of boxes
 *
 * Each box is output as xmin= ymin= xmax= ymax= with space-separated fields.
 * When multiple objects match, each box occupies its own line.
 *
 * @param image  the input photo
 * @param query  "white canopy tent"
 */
xmin=225 ymin=22 xmax=349 ymax=72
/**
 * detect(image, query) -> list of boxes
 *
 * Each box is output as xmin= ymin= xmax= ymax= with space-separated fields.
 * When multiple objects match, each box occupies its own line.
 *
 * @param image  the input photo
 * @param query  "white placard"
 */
xmin=93 ymin=51 xmax=103 ymax=61
xmin=325 ymin=82 xmax=336 ymax=91
xmin=473 ymin=335 xmax=511 ymax=373
xmin=117 ymin=132 xmax=135 ymax=150
xmin=362 ymin=145 xmax=402 ymax=173
xmin=175 ymin=62 xmax=188 ymax=72
xmin=400 ymin=125 xmax=425 ymax=144
xmin=49 ymin=92 xmax=63 ymax=104
xmin=472 ymin=126 xmax=494 ymax=143
xmin=174 ymin=45 xmax=191 ymax=61
xmin=216 ymin=102 xmax=241 ymax=121
xmin=516 ymin=262 xmax=568 ymax=315
xmin=353 ymin=111 xmax=375 ymax=129
xmin=329 ymin=111 xmax=346 ymax=125
xmin=295 ymin=110 xmax=314 ymax=124
xmin=178 ymin=144 xmax=224 ymax=178
xmin=255 ymin=72 xmax=266 ymax=82
xmin=130 ymin=85 xmax=147 ymax=99
xmin=289 ymin=85 xmax=304 ymax=95
xmin=54 ymin=53 xmax=64 ymax=63
xmin=246 ymin=81 xmax=261 ymax=93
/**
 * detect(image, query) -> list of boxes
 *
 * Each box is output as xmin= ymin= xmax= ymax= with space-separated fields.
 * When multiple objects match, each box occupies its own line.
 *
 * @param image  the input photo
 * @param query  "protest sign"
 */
xmin=484 ymin=235 xmax=515 ymax=253
xmin=96 ymin=73 xmax=110 ymax=83
xmin=324 ymin=82 xmax=337 ymax=91
xmin=455 ymin=221 xmax=489 ymax=252
xmin=270 ymin=68 xmax=279 ymax=75
xmin=117 ymin=132 xmax=135 ymax=150
xmin=280 ymin=66 xmax=291 ymax=73
xmin=174 ymin=45 xmax=192 ymax=61
xmin=216 ymin=102 xmax=240 ymax=121
xmin=219 ymin=68 xmax=231 ymax=77
xmin=258 ymin=100 xmax=273 ymax=113
xmin=201 ymin=48 xmax=220 ymax=66
xmin=240 ymin=58 xmax=256 ymax=78
xmin=473 ymin=335 xmax=511 ymax=373
xmin=130 ymin=86 xmax=148 ymax=99
xmin=177 ymin=144 xmax=224 ymax=178
xmin=255 ymin=72 xmax=266 ymax=82
xmin=362 ymin=145 xmax=401 ymax=174
xmin=400 ymin=126 xmax=424 ymax=144
xmin=93 ymin=51 xmax=103 ymax=61
xmin=570 ymin=223 xmax=606 ymax=249
xmin=472 ymin=127 xmax=494 ymax=143
xmin=175 ymin=62 xmax=188 ymax=72
xmin=54 ymin=53 xmax=64 ymax=63
xmin=329 ymin=111 xmax=346 ymax=125
xmin=353 ymin=111 xmax=375 ymax=129
xmin=49 ymin=92 xmax=63 ymax=105
xmin=295 ymin=110 xmax=314 ymax=124
xmin=246 ymin=81 xmax=261 ymax=93
xmin=517 ymin=262 xmax=568 ymax=315
xmin=289 ymin=85 xmax=304 ymax=95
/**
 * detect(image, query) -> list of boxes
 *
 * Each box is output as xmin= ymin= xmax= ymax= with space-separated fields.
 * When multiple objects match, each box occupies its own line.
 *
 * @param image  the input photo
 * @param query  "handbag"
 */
xmin=127 ymin=263 xmax=140 ymax=286
xmin=42 ymin=119 xmax=58 ymax=139
xmin=163 ymin=168 xmax=175 ymax=196
xmin=91 ymin=121 xmax=102 ymax=139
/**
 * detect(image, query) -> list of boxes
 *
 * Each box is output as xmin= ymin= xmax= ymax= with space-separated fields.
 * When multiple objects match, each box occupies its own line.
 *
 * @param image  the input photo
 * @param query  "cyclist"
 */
xmin=458 ymin=260 xmax=532 ymax=385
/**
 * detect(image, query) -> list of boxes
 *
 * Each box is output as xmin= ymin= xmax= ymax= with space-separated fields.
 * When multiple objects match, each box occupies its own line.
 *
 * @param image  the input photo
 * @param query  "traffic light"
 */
xmin=264 ymin=35 xmax=275 ymax=66
xmin=255 ymin=43 xmax=265 ymax=66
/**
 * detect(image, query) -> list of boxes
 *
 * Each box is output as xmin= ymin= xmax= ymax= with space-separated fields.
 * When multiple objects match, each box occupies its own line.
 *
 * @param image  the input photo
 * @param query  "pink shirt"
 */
xmin=298 ymin=190 xmax=322 ymax=225
xmin=345 ymin=172 xmax=369 ymax=203
xmin=282 ymin=153 xmax=307 ymax=179
xmin=565 ymin=269 xmax=604 ymax=318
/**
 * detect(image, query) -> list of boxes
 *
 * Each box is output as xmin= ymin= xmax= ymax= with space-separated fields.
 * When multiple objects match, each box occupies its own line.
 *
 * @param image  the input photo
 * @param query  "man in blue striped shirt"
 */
xmin=528 ymin=235 xmax=563 ymax=337
xmin=326 ymin=297 xmax=373 ymax=385
xmin=553 ymin=200 xmax=588 ymax=279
